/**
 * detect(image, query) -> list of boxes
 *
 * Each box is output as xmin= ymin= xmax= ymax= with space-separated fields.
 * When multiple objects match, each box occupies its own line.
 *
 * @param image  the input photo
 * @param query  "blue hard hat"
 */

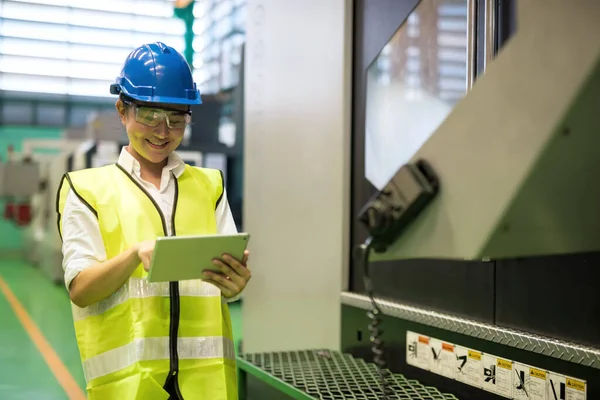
xmin=110 ymin=42 xmax=202 ymax=105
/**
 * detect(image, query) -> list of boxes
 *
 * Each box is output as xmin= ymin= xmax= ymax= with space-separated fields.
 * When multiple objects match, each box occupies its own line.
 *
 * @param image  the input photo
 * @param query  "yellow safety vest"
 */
xmin=56 ymin=163 xmax=237 ymax=400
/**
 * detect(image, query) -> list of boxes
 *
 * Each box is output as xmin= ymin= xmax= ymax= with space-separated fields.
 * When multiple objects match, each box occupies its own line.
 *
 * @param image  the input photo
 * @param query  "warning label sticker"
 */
xmin=513 ymin=363 xmax=547 ymax=400
xmin=547 ymin=372 xmax=566 ymax=400
xmin=513 ymin=363 xmax=530 ymax=400
xmin=548 ymin=373 xmax=587 ymax=400
xmin=404 ymin=330 xmax=586 ymax=400
xmin=406 ymin=331 xmax=429 ymax=371
xmin=455 ymin=346 xmax=482 ymax=388
xmin=428 ymin=338 xmax=455 ymax=380
xmin=565 ymin=377 xmax=586 ymax=400
xmin=529 ymin=367 xmax=548 ymax=400
xmin=482 ymin=354 xmax=513 ymax=398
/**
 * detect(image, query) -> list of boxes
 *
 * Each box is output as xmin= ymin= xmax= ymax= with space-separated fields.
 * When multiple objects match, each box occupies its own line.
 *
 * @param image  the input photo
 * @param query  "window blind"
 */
xmin=0 ymin=0 xmax=187 ymax=98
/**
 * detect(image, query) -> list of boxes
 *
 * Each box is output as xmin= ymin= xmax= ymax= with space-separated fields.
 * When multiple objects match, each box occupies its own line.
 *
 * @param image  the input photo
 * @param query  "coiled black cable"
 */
xmin=359 ymin=237 xmax=394 ymax=399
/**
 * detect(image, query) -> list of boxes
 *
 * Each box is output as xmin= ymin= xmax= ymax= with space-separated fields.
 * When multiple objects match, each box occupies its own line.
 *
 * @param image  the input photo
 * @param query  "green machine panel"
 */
xmin=341 ymin=295 xmax=599 ymax=399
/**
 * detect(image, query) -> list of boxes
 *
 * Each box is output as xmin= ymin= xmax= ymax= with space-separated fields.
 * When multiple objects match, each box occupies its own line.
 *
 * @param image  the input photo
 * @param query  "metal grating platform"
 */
xmin=240 ymin=350 xmax=459 ymax=400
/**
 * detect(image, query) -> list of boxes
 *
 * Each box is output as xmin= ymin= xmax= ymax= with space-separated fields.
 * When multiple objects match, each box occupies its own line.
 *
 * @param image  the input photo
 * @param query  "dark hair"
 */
xmin=119 ymin=93 xmax=134 ymax=108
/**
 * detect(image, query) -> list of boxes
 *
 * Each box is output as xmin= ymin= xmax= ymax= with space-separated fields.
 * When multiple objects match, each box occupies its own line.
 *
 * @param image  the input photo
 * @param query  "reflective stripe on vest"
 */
xmin=72 ymin=278 xmax=222 ymax=321
xmin=83 ymin=336 xmax=235 ymax=382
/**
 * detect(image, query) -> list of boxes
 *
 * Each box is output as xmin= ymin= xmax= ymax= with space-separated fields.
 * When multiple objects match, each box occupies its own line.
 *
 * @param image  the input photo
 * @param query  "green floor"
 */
xmin=0 ymin=259 xmax=243 ymax=399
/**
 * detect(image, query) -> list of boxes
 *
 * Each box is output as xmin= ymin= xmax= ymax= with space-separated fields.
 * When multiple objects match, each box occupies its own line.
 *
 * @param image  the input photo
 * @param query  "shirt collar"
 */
xmin=116 ymin=147 xmax=186 ymax=178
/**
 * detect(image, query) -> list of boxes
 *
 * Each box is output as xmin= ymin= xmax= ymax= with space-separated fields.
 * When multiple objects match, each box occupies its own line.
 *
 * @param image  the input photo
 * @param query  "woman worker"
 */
xmin=56 ymin=42 xmax=251 ymax=400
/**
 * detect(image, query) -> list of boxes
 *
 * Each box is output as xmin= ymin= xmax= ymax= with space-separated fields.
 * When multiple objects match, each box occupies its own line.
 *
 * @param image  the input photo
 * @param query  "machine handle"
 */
xmin=358 ymin=159 xmax=440 ymax=253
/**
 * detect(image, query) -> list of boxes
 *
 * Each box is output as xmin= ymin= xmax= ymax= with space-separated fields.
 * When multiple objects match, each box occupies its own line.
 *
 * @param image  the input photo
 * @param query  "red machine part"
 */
xmin=15 ymin=203 xmax=32 ymax=226
xmin=3 ymin=202 xmax=15 ymax=220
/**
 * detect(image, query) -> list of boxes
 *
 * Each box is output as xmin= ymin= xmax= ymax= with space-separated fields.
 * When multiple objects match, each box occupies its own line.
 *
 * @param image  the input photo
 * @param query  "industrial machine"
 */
xmin=19 ymin=139 xmax=99 ymax=283
xmin=0 ymin=147 xmax=40 ymax=262
xmin=10 ymin=109 xmax=123 ymax=282
xmin=4 ymin=107 xmax=123 ymax=270
xmin=237 ymin=1 xmax=600 ymax=399
xmin=0 ymin=148 xmax=40 ymax=229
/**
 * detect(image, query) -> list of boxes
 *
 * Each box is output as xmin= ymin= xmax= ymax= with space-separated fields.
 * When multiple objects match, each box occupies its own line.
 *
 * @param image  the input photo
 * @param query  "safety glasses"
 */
xmin=123 ymin=100 xmax=192 ymax=130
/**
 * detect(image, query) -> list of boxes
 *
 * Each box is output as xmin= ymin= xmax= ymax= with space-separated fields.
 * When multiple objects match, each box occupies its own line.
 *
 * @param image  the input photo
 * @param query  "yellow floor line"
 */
xmin=0 ymin=276 xmax=86 ymax=400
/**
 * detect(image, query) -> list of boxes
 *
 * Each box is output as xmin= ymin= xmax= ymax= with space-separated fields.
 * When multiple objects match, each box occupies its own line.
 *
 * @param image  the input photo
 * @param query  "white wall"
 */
xmin=242 ymin=0 xmax=353 ymax=353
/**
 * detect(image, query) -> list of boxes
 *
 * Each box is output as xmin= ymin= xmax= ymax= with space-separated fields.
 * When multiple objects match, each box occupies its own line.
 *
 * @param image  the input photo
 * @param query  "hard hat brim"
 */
xmin=110 ymin=83 xmax=203 ymax=106
xmin=124 ymin=93 xmax=203 ymax=106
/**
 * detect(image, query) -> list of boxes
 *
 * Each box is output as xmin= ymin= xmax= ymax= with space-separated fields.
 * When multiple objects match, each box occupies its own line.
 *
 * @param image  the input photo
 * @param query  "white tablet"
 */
xmin=147 ymin=233 xmax=250 ymax=283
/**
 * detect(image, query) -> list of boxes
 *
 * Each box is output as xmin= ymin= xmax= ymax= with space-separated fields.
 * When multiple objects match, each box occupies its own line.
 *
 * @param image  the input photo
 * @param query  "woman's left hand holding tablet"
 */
xmin=203 ymin=250 xmax=252 ymax=299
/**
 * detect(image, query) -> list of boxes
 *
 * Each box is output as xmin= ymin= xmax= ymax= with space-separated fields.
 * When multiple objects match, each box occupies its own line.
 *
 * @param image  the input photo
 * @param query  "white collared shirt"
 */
xmin=61 ymin=147 xmax=239 ymax=298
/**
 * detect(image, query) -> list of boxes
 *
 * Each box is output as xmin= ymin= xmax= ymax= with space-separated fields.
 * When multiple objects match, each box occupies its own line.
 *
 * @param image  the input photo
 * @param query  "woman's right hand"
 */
xmin=136 ymin=240 xmax=156 ymax=271
xmin=68 ymin=240 xmax=157 ymax=308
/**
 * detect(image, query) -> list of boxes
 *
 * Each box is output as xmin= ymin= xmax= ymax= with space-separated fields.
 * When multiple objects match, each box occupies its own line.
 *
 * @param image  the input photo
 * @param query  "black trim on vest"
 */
xmin=55 ymin=174 xmax=67 ymax=241
xmin=64 ymin=173 xmax=98 ymax=219
xmin=61 ymin=172 xmax=98 ymax=218
xmin=57 ymin=172 xmax=99 ymax=242
xmin=215 ymin=169 xmax=225 ymax=210
xmin=114 ymin=163 xmax=183 ymax=399
xmin=114 ymin=163 xmax=168 ymax=234
xmin=172 ymin=173 xmax=179 ymax=230
xmin=167 ymin=174 xmax=183 ymax=399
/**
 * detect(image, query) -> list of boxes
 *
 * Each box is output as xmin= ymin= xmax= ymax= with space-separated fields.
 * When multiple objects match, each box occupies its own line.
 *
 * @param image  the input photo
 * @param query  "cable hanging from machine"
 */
xmin=359 ymin=236 xmax=394 ymax=399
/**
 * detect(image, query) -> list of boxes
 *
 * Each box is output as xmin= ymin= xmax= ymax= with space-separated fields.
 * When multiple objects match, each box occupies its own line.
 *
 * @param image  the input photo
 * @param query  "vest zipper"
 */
xmin=168 ymin=279 xmax=182 ymax=398
xmin=115 ymin=165 xmax=183 ymax=399
xmin=170 ymin=177 xmax=183 ymax=399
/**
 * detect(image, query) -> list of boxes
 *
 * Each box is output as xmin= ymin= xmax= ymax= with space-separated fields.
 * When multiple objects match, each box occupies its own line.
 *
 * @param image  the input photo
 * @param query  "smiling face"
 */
xmin=116 ymin=98 xmax=189 ymax=165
